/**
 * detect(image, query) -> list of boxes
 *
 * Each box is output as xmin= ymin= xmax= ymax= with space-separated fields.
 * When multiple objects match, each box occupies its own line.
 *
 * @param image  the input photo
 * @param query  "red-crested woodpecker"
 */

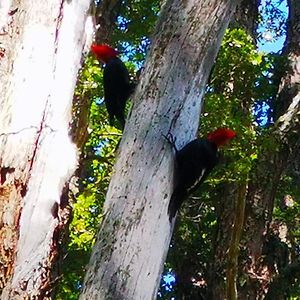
xmin=167 ymin=128 xmax=236 ymax=221
xmin=91 ymin=44 xmax=135 ymax=129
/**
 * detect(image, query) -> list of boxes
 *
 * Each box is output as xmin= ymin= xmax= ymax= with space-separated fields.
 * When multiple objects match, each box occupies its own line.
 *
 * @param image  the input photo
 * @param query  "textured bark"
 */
xmin=95 ymin=0 xmax=122 ymax=44
xmin=79 ymin=0 xmax=239 ymax=299
xmin=232 ymin=0 xmax=259 ymax=37
xmin=240 ymin=0 xmax=300 ymax=298
xmin=226 ymin=184 xmax=247 ymax=300
xmin=273 ymin=0 xmax=300 ymax=126
xmin=0 ymin=0 xmax=90 ymax=298
xmin=240 ymin=151 xmax=288 ymax=299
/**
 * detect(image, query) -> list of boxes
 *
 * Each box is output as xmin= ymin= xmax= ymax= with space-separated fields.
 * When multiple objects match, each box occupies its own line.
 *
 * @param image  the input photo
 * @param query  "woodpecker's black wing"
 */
xmin=168 ymin=139 xmax=218 ymax=221
xmin=103 ymin=58 xmax=133 ymax=128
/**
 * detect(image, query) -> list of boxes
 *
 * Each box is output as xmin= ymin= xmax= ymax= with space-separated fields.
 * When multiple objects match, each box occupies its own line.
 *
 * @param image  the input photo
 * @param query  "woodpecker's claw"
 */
xmin=162 ymin=133 xmax=178 ymax=152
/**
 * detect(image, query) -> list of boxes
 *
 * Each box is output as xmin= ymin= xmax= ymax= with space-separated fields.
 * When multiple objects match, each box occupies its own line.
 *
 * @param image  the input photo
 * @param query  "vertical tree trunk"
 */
xmin=0 ymin=0 xmax=91 ymax=298
xmin=231 ymin=0 xmax=259 ymax=38
xmin=95 ymin=0 xmax=122 ymax=44
xmin=226 ymin=184 xmax=247 ymax=300
xmin=80 ymin=0 xmax=239 ymax=299
xmin=240 ymin=0 xmax=300 ymax=298
xmin=207 ymin=183 xmax=247 ymax=300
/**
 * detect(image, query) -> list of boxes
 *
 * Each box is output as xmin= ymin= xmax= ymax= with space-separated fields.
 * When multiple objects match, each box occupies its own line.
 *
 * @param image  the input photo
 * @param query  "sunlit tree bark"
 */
xmin=0 ymin=0 xmax=91 ymax=298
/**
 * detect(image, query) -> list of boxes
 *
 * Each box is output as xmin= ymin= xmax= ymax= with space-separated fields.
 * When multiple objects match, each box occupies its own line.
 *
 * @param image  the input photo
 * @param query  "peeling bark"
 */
xmin=0 ymin=0 xmax=90 ymax=298
xmin=79 ymin=0 xmax=239 ymax=299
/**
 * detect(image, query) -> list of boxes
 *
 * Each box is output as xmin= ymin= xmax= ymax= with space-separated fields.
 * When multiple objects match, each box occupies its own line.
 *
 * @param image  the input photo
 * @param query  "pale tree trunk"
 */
xmin=79 ymin=0 xmax=239 ymax=299
xmin=240 ymin=0 xmax=300 ymax=298
xmin=0 ymin=0 xmax=91 ymax=298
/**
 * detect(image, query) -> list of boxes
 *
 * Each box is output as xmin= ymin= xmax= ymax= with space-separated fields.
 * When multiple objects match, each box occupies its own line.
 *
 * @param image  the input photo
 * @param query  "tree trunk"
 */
xmin=231 ymin=0 xmax=258 ymax=38
xmin=240 ymin=0 xmax=300 ymax=298
xmin=94 ymin=0 xmax=122 ymax=44
xmin=0 ymin=0 xmax=91 ymax=298
xmin=79 ymin=0 xmax=239 ymax=299
xmin=207 ymin=182 xmax=248 ymax=300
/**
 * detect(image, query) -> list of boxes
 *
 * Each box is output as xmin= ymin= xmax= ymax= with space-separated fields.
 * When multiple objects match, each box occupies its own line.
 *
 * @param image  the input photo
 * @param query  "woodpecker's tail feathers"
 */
xmin=129 ymin=82 xmax=136 ymax=95
xmin=168 ymin=195 xmax=177 ymax=222
xmin=168 ymin=187 xmax=186 ymax=222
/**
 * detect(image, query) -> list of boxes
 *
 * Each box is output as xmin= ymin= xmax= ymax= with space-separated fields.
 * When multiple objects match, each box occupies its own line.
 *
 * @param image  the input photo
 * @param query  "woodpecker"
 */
xmin=91 ymin=44 xmax=135 ymax=129
xmin=167 ymin=128 xmax=236 ymax=221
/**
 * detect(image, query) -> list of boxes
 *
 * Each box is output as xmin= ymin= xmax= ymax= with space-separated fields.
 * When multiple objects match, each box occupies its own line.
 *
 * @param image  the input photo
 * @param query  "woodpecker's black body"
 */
xmin=103 ymin=57 xmax=135 ymax=129
xmin=168 ymin=139 xmax=218 ymax=220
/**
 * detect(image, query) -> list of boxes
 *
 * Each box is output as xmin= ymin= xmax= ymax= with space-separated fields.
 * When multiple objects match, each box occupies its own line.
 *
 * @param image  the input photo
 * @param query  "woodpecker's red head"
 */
xmin=207 ymin=128 xmax=236 ymax=147
xmin=91 ymin=44 xmax=119 ymax=63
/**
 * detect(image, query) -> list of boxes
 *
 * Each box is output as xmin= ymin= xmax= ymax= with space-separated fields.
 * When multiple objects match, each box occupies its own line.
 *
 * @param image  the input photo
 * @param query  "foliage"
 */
xmin=112 ymin=0 xmax=161 ymax=63
xmin=258 ymin=0 xmax=288 ymax=43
